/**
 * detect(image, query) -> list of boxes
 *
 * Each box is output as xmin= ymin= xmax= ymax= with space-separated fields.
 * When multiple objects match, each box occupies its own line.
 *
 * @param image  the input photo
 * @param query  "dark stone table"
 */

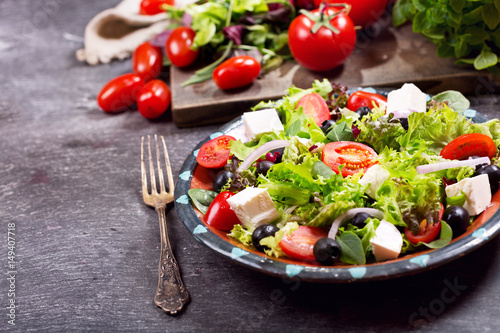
xmin=2 ymin=1 xmax=500 ymax=332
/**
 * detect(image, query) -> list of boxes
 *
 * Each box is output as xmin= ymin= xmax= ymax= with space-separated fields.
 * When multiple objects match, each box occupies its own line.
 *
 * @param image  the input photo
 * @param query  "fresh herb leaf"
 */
xmin=336 ymin=231 xmax=366 ymax=265
xmin=188 ymin=188 xmax=218 ymax=214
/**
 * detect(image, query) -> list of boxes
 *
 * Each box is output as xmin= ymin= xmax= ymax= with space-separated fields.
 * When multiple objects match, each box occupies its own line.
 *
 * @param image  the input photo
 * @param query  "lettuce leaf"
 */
xmin=260 ymin=222 xmax=299 ymax=258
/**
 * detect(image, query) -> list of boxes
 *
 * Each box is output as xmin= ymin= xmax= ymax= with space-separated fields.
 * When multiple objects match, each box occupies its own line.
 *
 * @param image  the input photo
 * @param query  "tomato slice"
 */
xmin=204 ymin=191 xmax=241 ymax=231
xmin=322 ymin=141 xmax=378 ymax=177
xmin=440 ymin=133 xmax=496 ymax=160
xmin=405 ymin=220 xmax=442 ymax=245
xmin=196 ymin=135 xmax=236 ymax=169
xmin=279 ymin=226 xmax=328 ymax=261
xmin=347 ymin=91 xmax=387 ymax=111
xmin=296 ymin=93 xmax=331 ymax=126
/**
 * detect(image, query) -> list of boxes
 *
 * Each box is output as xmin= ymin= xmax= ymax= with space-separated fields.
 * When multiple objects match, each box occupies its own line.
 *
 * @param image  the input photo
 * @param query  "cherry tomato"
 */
xmin=314 ymin=0 xmax=389 ymax=28
xmin=347 ymin=91 xmax=388 ymax=111
xmin=440 ymin=133 xmax=496 ymax=160
xmin=212 ymin=56 xmax=261 ymax=90
xmin=137 ymin=80 xmax=171 ymax=119
xmin=132 ymin=42 xmax=163 ymax=82
xmin=322 ymin=141 xmax=378 ymax=177
xmin=288 ymin=6 xmax=356 ymax=71
xmin=204 ymin=191 xmax=241 ymax=231
xmin=196 ymin=135 xmax=236 ymax=169
xmin=296 ymin=93 xmax=331 ymax=126
xmin=97 ymin=74 xmax=144 ymax=113
xmin=139 ymin=0 xmax=174 ymax=15
xmin=279 ymin=226 xmax=328 ymax=261
xmin=165 ymin=27 xmax=199 ymax=68
xmin=405 ymin=220 xmax=442 ymax=245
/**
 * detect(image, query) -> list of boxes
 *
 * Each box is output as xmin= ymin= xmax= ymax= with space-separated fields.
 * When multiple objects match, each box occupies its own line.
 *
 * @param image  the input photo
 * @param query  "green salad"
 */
xmin=189 ymin=79 xmax=500 ymax=266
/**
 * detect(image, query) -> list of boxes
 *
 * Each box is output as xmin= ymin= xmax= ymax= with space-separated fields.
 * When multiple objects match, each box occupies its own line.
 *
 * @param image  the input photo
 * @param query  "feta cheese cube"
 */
xmin=358 ymin=164 xmax=390 ymax=199
xmin=226 ymin=187 xmax=279 ymax=229
xmin=242 ymin=109 xmax=284 ymax=140
xmin=387 ymin=83 xmax=427 ymax=114
xmin=370 ymin=220 xmax=403 ymax=262
xmin=445 ymin=174 xmax=491 ymax=216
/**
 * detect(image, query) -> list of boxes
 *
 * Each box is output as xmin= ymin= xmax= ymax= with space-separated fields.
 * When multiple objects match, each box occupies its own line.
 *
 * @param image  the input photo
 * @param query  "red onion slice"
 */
xmin=389 ymin=109 xmax=414 ymax=119
xmin=237 ymin=140 xmax=290 ymax=172
xmin=328 ymin=208 xmax=384 ymax=239
xmin=416 ymin=157 xmax=490 ymax=174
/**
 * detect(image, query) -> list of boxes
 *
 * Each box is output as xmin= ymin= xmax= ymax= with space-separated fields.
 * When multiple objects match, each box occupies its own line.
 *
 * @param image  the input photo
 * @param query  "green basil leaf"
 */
xmin=454 ymin=38 xmax=468 ymax=58
xmin=450 ymin=0 xmax=465 ymax=13
xmin=463 ymin=6 xmax=483 ymax=25
xmin=286 ymin=120 xmax=301 ymax=137
xmin=392 ymin=0 xmax=410 ymax=26
xmin=454 ymin=58 xmax=476 ymax=65
xmin=326 ymin=121 xmax=355 ymax=142
xmin=483 ymin=3 xmax=500 ymax=30
xmin=337 ymin=231 xmax=366 ymax=265
xmin=474 ymin=50 xmax=499 ymax=70
xmin=188 ymin=188 xmax=218 ymax=215
xmin=432 ymin=90 xmax=470 ymax=113
xmin=421 ymin=221 xmax=452 ymax=249
xmin=437 ymin=42 xmax=455 ymax=58
xmin=312 ymin=161 xmax=334 ymax=179
xmin=412 ymin=11 xmax=428 ymax=33
xmin=464 ymin=26 xmax=488 ymax=45
xmin=492 ymin=27 xmax=500 ymax=47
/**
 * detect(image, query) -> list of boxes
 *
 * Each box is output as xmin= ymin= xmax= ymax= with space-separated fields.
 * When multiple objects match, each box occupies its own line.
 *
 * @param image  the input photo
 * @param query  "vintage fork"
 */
xmin=141 ymin=135 xmax=189 ymax=315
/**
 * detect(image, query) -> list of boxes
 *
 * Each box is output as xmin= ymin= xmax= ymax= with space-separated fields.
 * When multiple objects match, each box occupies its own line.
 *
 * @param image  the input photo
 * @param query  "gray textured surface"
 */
xmin=2 ymin=1 xmax=500 ymax=332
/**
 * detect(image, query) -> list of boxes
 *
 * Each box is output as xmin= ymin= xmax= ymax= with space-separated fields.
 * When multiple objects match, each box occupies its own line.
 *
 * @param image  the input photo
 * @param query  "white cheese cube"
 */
xmin=358 ymin=164 xmax=390 ymax=199
xmin=387 ymin=83 xmax=427 ymax=114
xmin=227 ymin=187 xmax=279 ymax=229
xmin=242 ymin=109 xmax=284 ymax=140
xmin=445 ymin=174 xmax=491 ymax=216
xmin=370 ymin=220 xmax=403 ymax=262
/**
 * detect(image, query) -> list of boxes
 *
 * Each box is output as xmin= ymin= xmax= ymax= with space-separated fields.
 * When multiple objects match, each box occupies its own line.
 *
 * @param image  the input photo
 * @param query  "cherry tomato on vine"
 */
xmin=314 ymin=0 xmax=389 ymax=28
xmin=322 ymin=141 xmax=378 ymax=177
xmin=196 ymin=135 xmax=236 ymax=169
xmin=296 ymin=93 xmax=331 ymax=126
xmin=132 ymin=42 xmax=163 ymax=82
xmin=204 ymin=191 xmax=241 ymax=231
xmin=405 ymin=220 xmax=442 ymax=245
xmin=97 ymin=74 xmax=144 ymax=113
xmin=139 ymin=0 xmax=174 ymax=15
xmin=212 ymin=56 xmax=261 ymax=90
xmin=137 ymin=80 xmax=171 ymax=119
xmin=440 ymin=133 xmax=496 ymax=160
xmin=347 ymin=91 xmax=387 ymax=111
xmin=288 ymin=5 xmax=356 ymax=72
xmin=279 ymin=226 xmax=328 ymax=261
xmin=166 ymin=27 xmax=199 ymax=68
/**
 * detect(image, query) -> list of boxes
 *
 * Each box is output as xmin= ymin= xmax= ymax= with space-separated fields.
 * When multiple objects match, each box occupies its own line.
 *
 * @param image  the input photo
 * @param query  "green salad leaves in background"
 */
xmin=393 ymin=0 xmax=500 ymax=72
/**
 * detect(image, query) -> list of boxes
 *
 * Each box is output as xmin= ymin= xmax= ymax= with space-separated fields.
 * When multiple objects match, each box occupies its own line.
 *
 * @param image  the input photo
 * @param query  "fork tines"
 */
xmin=141 ymin=135 xmax=174 ymax=199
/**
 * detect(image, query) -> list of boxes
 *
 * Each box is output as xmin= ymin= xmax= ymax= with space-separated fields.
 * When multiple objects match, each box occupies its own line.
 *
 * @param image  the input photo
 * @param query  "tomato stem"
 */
xmin=299 ymin=2 xmax=350 ymax=35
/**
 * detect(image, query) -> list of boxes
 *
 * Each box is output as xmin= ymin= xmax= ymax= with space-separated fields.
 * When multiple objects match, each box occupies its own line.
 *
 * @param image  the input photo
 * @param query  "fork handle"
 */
xmin=154 ymin=206 xmax=190 ymax=315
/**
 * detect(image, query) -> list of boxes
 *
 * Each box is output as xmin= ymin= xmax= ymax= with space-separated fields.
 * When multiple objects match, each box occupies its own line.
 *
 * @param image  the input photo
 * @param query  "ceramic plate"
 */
xmin=174 ymin=88 xmax=500 ymax=283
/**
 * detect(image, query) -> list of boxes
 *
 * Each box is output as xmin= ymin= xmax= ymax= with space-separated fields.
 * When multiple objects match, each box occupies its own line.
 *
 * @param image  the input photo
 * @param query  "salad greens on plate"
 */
xmin=188 ymin=79 xmax=500 ymax=266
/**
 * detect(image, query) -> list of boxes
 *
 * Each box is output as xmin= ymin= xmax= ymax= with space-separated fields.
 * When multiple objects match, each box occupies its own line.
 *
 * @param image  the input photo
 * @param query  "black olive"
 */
xmin=468 ymin=156 xmax=488 ymax=171
xmin=350 ymin=212 xmax=372 ymax=228
xmin=269 ymin=147 xmax=285 ymax=163
xmin=313 ymin=238 xmax=342 ymax=265
xmin=320 ymin=119 xmax=336 ymax=134
xmin=355 ymin=106 xmax=371 ymax=118
xmin=252 ymin=224 xmax=280 ymax=252
xmin=213 ymin=170 xmax=234 ymax=193
xmin=474 ymin=164 xmax=500 ymax=193
xmin=256 ymin=160 xmax=274 ymax=176
xmin=399 ymin=118 xmax=409 ymax=130
xmin=442 ymin=205 xmax=470 ymax=237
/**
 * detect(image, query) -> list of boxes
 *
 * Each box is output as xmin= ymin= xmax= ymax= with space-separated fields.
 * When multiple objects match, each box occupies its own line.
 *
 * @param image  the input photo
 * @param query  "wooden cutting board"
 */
xmin=170 ymin=23 xmax=500 ymax=128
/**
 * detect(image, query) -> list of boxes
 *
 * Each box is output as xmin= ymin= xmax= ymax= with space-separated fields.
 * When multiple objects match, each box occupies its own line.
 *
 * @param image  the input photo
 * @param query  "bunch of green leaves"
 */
xmin=393 ymin=0 xmax=500 ymax=72
xmin=166 ymin=0 xmax=295 ymax=86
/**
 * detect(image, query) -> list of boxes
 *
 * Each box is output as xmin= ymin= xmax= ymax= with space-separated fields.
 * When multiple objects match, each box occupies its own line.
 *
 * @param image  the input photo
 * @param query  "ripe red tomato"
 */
xmin=405 ymin=220 xmax=442 ymax=245
xmin=440 ymin=133 xmax=496 ymax=160
xmin=314 ymin=0 xmax=389 ymax=28
xmin=204 ymin=191 xmax=241 ymax=231
xmin=97 ymin=74 xmax=144 ymax=113
xmin=132 ymin=42 xmax=163 ymax=82
xmin=137 ymin=80 xmax=171 ymax=119
xmin=279 ymin=226 xmax=328 ymax=261
xmin=212 ymin=56 xmax=261 ymax=90
xmin=288 ymin=6 xmax=356 ymax=71
xmin=165 ymin=27 xmax=199 ymax=68
xmin=139 ymin=0 xmax=174 ymax=15
xmin=322 ymin=141 xmax=378 ymax=177
xmin=296 ymin=93 xmax=331 ymax=126
xmin=347 ymin=91 xmax=388 ymax=111
xmin=196 ymin=135 xmax=236 ymax=169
